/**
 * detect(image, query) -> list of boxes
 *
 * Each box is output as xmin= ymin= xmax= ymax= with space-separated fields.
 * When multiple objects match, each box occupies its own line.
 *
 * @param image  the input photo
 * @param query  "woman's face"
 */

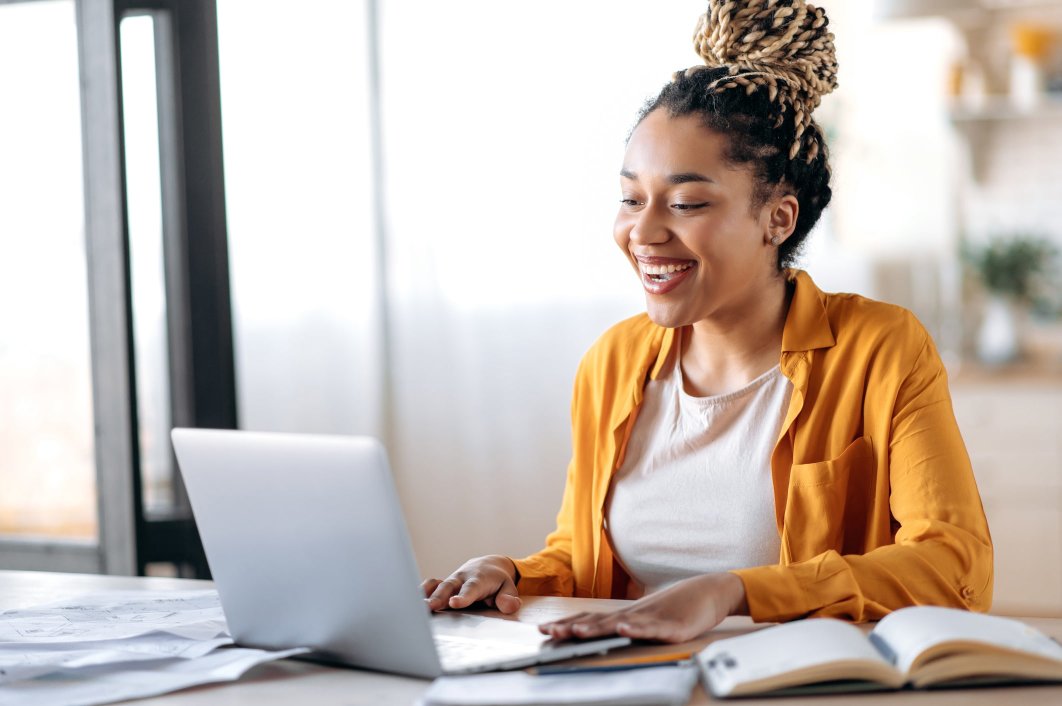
xmin=613 ymin=109 xmax=792 ymax=330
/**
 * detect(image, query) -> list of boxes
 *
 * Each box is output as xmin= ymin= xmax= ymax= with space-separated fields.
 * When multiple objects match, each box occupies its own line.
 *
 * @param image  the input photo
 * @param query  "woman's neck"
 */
xmin=680 ymin=274 xmax=791 ymax=397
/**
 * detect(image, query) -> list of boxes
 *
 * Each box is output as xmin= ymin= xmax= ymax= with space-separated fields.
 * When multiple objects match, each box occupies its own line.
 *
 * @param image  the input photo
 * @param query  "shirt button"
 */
xmin=961 ymin=586 xmax=975 ymax=598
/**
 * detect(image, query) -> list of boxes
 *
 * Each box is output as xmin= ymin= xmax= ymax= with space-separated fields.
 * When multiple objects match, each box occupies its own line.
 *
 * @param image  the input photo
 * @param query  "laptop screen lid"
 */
xmin=171 ymin=428 xmax=443 ymax=678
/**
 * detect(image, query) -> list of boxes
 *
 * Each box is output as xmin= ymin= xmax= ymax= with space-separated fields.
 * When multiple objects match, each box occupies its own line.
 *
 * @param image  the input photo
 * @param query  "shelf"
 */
xmin=878 ymin=0 xmax=1062 ymax=20
xmin=947 ymin=94 xmax=1062 ymax=180
xmin=949 ymin=95 xmax=1062 ymax=122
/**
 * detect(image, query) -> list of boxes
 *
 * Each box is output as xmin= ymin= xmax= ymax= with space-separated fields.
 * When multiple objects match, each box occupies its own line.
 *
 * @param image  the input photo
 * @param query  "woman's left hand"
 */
xmin=538 ymin=572 xmax=748 ymax=643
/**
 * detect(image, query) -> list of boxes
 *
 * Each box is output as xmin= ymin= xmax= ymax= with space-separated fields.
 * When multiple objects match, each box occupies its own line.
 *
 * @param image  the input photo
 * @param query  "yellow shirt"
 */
xmin=510 ymin=270 xmax=993 ymax=623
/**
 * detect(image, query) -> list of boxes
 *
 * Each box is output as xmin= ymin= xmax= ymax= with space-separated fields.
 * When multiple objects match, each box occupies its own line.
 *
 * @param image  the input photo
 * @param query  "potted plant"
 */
xmin=962 ymin=235 xmax=1060 ymax=365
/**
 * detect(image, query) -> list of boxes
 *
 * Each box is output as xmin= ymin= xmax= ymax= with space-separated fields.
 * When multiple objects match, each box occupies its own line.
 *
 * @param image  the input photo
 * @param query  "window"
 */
xmin=120 ymin=13 xmax=176 ymax=516
xmin=0 ymin=0 xmax=97 ymax=542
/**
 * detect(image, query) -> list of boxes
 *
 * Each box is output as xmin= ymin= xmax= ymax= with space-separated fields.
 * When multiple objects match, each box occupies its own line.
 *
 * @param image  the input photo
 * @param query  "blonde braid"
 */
xmin=684 ymin=0 xmax=838 ymax=162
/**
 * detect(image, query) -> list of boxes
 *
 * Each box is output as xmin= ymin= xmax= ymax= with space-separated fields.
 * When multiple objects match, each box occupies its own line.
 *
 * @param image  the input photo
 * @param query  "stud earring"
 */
xmin=770 ymin=235 xmax=781 ymax=246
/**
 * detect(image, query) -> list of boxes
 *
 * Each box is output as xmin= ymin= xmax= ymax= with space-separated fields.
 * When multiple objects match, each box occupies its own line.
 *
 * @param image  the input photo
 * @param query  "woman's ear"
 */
xmin=766 ymin=194 xmax=799 ymax=245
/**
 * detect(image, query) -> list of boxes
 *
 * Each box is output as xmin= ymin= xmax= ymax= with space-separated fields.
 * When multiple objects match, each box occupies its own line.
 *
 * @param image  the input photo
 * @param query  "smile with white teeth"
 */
xmin=640 ymin=261 xmax=694 ymax=281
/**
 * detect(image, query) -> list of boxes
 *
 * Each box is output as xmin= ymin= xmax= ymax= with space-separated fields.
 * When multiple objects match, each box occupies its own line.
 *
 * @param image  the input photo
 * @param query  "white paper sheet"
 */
xmin=420 ymin=664 xmax=699 ymax=706
xmin=0 ymin=646 xmax=308 ymax=706
xmin=0 ymin=633 xmax=233 ymax=683
xmin=0 ymin=590 xmax=227 ymax=644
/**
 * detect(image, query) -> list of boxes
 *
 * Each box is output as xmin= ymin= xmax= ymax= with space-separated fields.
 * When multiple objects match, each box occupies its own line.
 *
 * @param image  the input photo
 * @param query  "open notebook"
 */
xmin=698 ymin=606 xmax=1062 ymax=698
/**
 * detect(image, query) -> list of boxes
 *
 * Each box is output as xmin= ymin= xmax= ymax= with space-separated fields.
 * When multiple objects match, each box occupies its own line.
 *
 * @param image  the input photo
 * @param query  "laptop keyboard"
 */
xmin=434 ymin=634 xmax=540 ymax=672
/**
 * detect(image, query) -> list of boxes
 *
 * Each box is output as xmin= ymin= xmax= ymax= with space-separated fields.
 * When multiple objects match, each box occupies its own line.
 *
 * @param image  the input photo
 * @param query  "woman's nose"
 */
xmin=630 ymin=205 xmax=670 ymax=245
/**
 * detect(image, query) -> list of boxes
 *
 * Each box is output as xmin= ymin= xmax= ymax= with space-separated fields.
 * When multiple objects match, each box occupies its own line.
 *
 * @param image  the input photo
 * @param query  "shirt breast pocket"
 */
xmin=783 ymin=436 xmax=873 ymax=559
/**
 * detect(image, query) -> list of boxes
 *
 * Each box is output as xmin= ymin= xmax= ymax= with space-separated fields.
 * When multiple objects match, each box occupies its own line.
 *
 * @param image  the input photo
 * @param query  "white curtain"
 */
xmin=377 ymin=1 xmax=705 ymax=577
xmin=219 ymin=0 xmax=385 ymax=440
xmin=220 ymin=0 xmax=719 ymax=579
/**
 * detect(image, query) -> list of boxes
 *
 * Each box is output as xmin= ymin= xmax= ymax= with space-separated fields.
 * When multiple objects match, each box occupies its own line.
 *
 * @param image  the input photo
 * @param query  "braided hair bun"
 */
xmin=686 ymin=0 xmax=838 ymax=162
xmin=636 ymin=1 xmax=838 ymax=268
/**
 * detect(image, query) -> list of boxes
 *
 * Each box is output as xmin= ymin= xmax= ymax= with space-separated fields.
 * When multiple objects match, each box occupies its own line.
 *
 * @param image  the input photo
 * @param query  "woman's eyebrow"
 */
xmin=669 ymin=172 xmax=715 ymax=185
xmin=618 ymin=169 xmax=715 ymax=185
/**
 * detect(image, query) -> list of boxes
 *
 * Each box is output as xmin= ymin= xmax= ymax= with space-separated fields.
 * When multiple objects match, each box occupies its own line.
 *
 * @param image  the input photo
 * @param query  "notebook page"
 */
xmin=698 ymin=618 xmax=898 ymax=697
xmin=872 ymin=606 xmax=1062 ymax=675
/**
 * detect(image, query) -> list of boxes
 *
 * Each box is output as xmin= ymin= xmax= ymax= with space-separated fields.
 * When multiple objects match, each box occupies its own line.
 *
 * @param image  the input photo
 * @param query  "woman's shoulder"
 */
xmin=825 ymin=290 xmax=925 ymax=333
xmin=789 ymin=271 xmax=931 ymax=355
xmin=820 ymin=288 xmax=933 ymax=363
xmin=577 ymin=313 xmax=669 ymax=380
xmin=591 ymin=312 xmax=663 ymax=350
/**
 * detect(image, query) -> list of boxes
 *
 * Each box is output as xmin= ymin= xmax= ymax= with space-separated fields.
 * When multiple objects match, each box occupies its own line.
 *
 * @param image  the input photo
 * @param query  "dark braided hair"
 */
xmin=635 ymin=0 xmax=837 ymax=270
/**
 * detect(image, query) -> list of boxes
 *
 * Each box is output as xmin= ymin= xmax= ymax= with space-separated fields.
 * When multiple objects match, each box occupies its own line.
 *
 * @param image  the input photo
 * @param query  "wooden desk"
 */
xmin=3 ymin=570 xmax=1062 ymax=705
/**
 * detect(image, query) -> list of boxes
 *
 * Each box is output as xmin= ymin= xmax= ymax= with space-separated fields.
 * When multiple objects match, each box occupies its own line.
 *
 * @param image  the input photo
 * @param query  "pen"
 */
xmin=531 ymin=651 xmax=694 ymax=675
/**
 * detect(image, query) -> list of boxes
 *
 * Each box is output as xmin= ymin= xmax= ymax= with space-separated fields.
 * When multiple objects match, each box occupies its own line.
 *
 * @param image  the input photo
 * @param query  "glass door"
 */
xmin=0 ymin=0 xmax=101 ymax=570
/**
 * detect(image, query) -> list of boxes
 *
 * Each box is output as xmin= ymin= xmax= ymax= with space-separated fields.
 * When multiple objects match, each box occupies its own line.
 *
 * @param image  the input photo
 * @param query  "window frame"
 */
xmin=0 ymin=0 xmax=235 ymax=577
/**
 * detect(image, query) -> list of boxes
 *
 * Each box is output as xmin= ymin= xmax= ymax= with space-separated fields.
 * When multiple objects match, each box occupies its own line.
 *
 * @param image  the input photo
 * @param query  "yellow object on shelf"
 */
xmin=1010 ymin=23 xmax=1055 ymax=62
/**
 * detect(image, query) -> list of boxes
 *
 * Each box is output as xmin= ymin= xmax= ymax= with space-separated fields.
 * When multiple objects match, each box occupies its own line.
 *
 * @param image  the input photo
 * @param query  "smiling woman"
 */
xmin=614 ymin=117 xmax=798 ymax=350
xmin=423 ymin=0 xmax=993 ymax=644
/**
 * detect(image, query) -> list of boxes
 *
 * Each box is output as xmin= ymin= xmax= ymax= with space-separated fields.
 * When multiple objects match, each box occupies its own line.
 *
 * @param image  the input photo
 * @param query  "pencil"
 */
xmin=595 ymin=650 xmax=694 ymax=666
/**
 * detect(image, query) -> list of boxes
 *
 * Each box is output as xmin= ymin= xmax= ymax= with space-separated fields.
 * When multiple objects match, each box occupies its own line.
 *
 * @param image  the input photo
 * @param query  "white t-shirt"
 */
xmin=605 ymin=337 xmax=792 ymax=594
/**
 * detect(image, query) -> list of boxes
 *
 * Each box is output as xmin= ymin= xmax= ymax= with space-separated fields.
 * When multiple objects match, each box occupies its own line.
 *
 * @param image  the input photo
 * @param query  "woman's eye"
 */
xmin=672 ymin=202 xmax=709 ymax=210
xmin=619 ymin=198 xmax=642 ymax=207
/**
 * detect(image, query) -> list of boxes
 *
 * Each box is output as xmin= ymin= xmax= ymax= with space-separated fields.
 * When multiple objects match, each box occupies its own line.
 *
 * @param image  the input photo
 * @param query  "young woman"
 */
xmin=422 ymin=0 xmax=992 ymax=643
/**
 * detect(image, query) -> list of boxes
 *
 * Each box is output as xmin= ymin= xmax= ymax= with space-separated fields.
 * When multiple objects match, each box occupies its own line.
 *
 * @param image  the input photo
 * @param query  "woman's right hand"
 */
xmin=421 ymin=555 xmax=522 ymax=614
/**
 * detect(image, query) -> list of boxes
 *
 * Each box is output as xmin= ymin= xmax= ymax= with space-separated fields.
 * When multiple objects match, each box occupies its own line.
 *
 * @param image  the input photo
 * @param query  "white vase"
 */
xmin=977 ymin=296 xmax=1020 ymax=365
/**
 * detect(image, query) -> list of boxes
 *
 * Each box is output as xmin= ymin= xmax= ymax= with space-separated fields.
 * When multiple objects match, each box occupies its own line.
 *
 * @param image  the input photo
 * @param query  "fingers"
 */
xmin=426 ymin=577 xmax=464 ymax=611
xmin=615 ymin=612 xmax=690 ymax=643
xmin=566 ymin=611 xmax=624 ymax=640
xmin=539 ymin=608 xmax=694 ymax=644
xmin=448 ymin=577 xmax=491 ymax=609
xmin=542 ymin=609 xmax=684 ymax=642
xmin=540 ymin=574 xmax=737 ymax=642
xmin=421 ymin=578 xmax=442 ymax=598
xmin=423 ymin=556 xmax=521 ymax=613
xmin=494 ymin=577 xmax=522 ymax=615
xmin=539 ymin=611 xmax=600 ymax=640
xmin=537 ymin=610 xmax=590 ymax=635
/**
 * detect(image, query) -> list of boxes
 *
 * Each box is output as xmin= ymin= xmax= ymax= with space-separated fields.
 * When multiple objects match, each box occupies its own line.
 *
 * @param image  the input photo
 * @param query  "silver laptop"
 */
xmin=170 ymin=428 xmax=630 ymax=678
